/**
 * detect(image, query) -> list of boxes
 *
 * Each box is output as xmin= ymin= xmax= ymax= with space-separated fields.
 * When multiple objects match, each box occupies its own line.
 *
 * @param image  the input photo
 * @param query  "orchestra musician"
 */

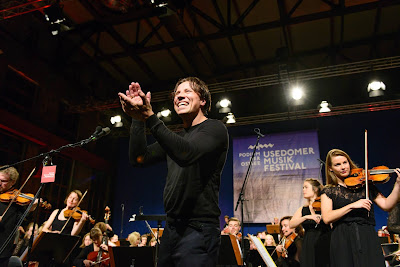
xmin=0 ymin=166 xmax=38 ymax=267
xmin=12 ymin=222 xmax=39 ymax=257
xmin=42 ymin=190 xmax=88 ymax=235
xmin=275 ymin=216 xmax=303 ymax=267
xmin=119 ymin=77 xmax=229 ymax=266
xmin=289 ymin=178 xmax=331 ymax=267
xmin=321 ymin=149 xmax=400 ymax=267
xmin=221 ymin=217 xmax=242 ymax=241
xmin=73 ymin=227 xmax=108 ymax=267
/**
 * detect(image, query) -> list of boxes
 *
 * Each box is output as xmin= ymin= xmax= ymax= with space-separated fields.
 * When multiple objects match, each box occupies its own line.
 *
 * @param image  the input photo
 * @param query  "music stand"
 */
xmin=217 ymin=235 xmax=242 ymax=265
xmin=21 ymin=232 xmax=80 ymax=266
xmin=109 ymin=246 xmax=155 ymax=267
xmin=266 ymin=225 xmax=280 ymax=234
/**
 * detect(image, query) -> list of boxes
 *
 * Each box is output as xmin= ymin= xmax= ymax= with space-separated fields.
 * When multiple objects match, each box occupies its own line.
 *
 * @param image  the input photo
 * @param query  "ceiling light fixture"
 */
xmin=367 ymin=81 xmax=386 ymax=97
xmin=110 ymin=115 xmax=123 ymax=127
xmin=319 ymin=101 xmax=331 ymax=113
xmin=225 ymin=113 xmax=236 ymax=124
xmin=291 ymin=87 xmax=303 ymax=100
xmin=216 ymin=98 xmax=232 ymax=113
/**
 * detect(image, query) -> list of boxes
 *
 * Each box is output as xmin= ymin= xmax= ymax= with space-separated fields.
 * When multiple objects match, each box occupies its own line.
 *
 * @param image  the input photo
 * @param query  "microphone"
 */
xmin=91 ymin=127 xmax=111 ymax=140
xmin=254 ymin=128 xmax=265 ymax=137
xmin=317 ymin=158 xmax=325 ymax=165
xmin=90 ymin=126 xmax=102 ymax=138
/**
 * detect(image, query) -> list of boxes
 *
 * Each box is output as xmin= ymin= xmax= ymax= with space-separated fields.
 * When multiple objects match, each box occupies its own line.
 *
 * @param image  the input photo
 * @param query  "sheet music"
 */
xmin=249 ymin=235 xmax=277 ymax=267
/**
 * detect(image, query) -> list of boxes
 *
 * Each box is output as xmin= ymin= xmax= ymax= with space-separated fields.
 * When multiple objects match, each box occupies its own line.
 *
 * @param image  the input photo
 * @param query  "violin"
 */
xmin=64 ymin=207 xmax=95 ymax=224
xmin=0 ymin=189 xmax=51 ymax=209
xmin=344 ymin=166 xmax=396 ymax=189
xmin=312 ymin=196 xmax=321 ymax=212
xmin=277 ymin=232 xmax=298 ymax=258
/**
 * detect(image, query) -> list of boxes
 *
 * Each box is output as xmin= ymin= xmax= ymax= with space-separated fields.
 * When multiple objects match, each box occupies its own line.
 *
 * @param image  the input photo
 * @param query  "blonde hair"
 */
xmin=325 ymin=149 xmax=358 ymax=185
xmin=228 ymin=217 xmax=241 ymax=226
xmin=0 ymin=166 xmax=19 ymax=183
xmin=80 ymin=233 xmax=91 ymax=248
xmin=128 ymin=232 xmax=141 ymax=247
xmin=264 ymin=234 xmax=277 ymax=246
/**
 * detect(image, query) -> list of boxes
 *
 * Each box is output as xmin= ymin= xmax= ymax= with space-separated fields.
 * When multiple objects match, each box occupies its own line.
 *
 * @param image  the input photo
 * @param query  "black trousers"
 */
xmin=158 ymin=220 xmax=220 ymax=267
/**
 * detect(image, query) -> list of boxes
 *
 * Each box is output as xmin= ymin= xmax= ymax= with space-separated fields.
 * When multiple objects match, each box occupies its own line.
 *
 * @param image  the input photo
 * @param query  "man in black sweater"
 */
xmin=119 ymin=77 xmax=228 ymax=266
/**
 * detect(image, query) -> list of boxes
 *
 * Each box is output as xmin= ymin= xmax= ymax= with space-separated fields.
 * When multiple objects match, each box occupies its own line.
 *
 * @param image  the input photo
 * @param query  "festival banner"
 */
xmin=233 ymin=130 xmax=321 ymax=223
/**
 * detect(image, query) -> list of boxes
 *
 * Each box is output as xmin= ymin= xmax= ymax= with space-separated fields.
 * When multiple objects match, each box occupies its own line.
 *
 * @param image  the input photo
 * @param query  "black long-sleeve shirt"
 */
xmin=129 ymin=115 xmax=228 ymax=224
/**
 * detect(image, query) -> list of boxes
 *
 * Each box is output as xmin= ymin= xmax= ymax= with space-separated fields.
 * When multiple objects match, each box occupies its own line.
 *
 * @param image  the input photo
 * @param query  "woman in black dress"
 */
xmin=289 ymin=178 xmax=331 ymax=267
xmin=42 ymin=190 xmax=88 ymax=235
xmin=321 ymin=149 xmax=400 ymax=267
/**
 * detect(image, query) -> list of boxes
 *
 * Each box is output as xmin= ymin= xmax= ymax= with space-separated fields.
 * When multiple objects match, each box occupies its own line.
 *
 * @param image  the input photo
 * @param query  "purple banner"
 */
xmin=233 ymin=130 xmax=321 ymax=223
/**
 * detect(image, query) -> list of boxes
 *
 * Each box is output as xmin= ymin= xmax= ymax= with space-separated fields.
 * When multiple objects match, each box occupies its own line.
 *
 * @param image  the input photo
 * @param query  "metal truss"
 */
xmin=0 ymin=0 xmax=53 ymax=20
xmin=67 ymin=55 xmax=400 ymax=113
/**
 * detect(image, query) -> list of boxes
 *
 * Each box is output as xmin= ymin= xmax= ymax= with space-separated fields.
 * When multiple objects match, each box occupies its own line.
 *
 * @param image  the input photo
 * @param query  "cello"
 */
xmin=87 ymin=207 xmax=111 ymax=267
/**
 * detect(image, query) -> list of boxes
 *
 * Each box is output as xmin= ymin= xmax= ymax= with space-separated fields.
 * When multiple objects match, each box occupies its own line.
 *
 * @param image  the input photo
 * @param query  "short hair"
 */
xmin=0 ymin=166 xmax=19 ymax=183
xmin=325 ymin=149 xmax=358 ymax=186
xmin=173 ymin=77 xmax=211 ymax=115
xmin=128 ymin=231 xmax=141 ymax=247
xmin=90 ymin=227 xmax=103 ymax=241
xmin=228 ymin=217 xmax=241 ymax=226
xmin=64 ymin=190 xmax=83 ymax=205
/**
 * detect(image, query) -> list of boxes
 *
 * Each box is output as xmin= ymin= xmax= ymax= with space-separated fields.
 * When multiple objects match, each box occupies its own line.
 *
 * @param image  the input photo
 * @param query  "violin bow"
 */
xmin=0 ymin=167 xmax=36 ymax=221
xmin=365 ymin=130 xmax=369 ymax=201
xmin=365 ymin=130 xmax=370 ymax=218
xmin=60 ymin=189 xmax=88 ymax=233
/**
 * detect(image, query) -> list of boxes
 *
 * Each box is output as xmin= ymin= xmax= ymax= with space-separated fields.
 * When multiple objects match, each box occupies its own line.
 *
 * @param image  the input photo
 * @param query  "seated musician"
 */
xmin=128 ymin=231 xmax=141 ymax=247
xmin=94 ymin=222 xmax=115 ymax=247
xmin=73 ymin=227 xmax=108 ymax=267
xmin=42 ymin=190 xmax=88 ymax=235
xmin=138 ymin=234 xmax=148 ymax=247
xmin=12 ymin=222 xmax=39 ymax=257
xmin=275 ymin=216 xmax=303 ymax=267
xmin=79 ymin=233 xmax=92 ymax=249
xmin=221 ymin=217 xmax=242 ymax=241
xmin=221 ymin=215 xmax=230 ymax=234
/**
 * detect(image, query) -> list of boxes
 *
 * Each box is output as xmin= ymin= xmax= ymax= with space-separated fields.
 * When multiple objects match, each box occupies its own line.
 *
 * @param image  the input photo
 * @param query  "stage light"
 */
xmin=367 ymin=81 xmax=385 ymax=97
xmin=157 ymin=108 xmax=171 ymax=122
xmin=319 ymin=101 xmax=331 ymax=113
xmin=216 ymin=98 xmax=231 ymax=113
xmin=225 ymin=113 xmax=236 ymax=124
xmin=110 ymin=115 xmax=123 ymax=127
xmin=291 ymin=87 xmax=303 ymax=100
xmin=44 ymin=3 xmax=68 ymax=36
xmin=160 ymin=108 xmax=171 ymax=117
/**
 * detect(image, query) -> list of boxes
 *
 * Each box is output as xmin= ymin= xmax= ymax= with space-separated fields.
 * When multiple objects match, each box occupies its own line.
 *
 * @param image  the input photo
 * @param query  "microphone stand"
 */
xmin=24 ymin=156 xmax=51 ymax=267
xmin=317 ymin=158 xmax=325 ymax=182
xmin=234 ymin=128 xmax=264 ymax=266
xmin=120 ymin=204 xmax=125 ymax=238
xmin=0 ymin=127 xmax=109 ymax=257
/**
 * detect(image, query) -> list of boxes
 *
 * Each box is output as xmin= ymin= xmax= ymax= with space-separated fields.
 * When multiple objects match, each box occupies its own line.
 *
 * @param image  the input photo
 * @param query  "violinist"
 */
xmin=221 ymin=217 xmax=242 ymax=241
xmin=42 ymin=190 xmax=88 ymax=235
xmin=0 ymin=166 xmax=36 ymax=267
xmin=275 ymin=216 xmax=303 ymax=267
xmin=73 ymin=227 xmax=109 ymax=267
xmin=289 ymin=178 xmax=331 ymax=267
xmin=321 ymin=149 xmax=400 ymax=267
